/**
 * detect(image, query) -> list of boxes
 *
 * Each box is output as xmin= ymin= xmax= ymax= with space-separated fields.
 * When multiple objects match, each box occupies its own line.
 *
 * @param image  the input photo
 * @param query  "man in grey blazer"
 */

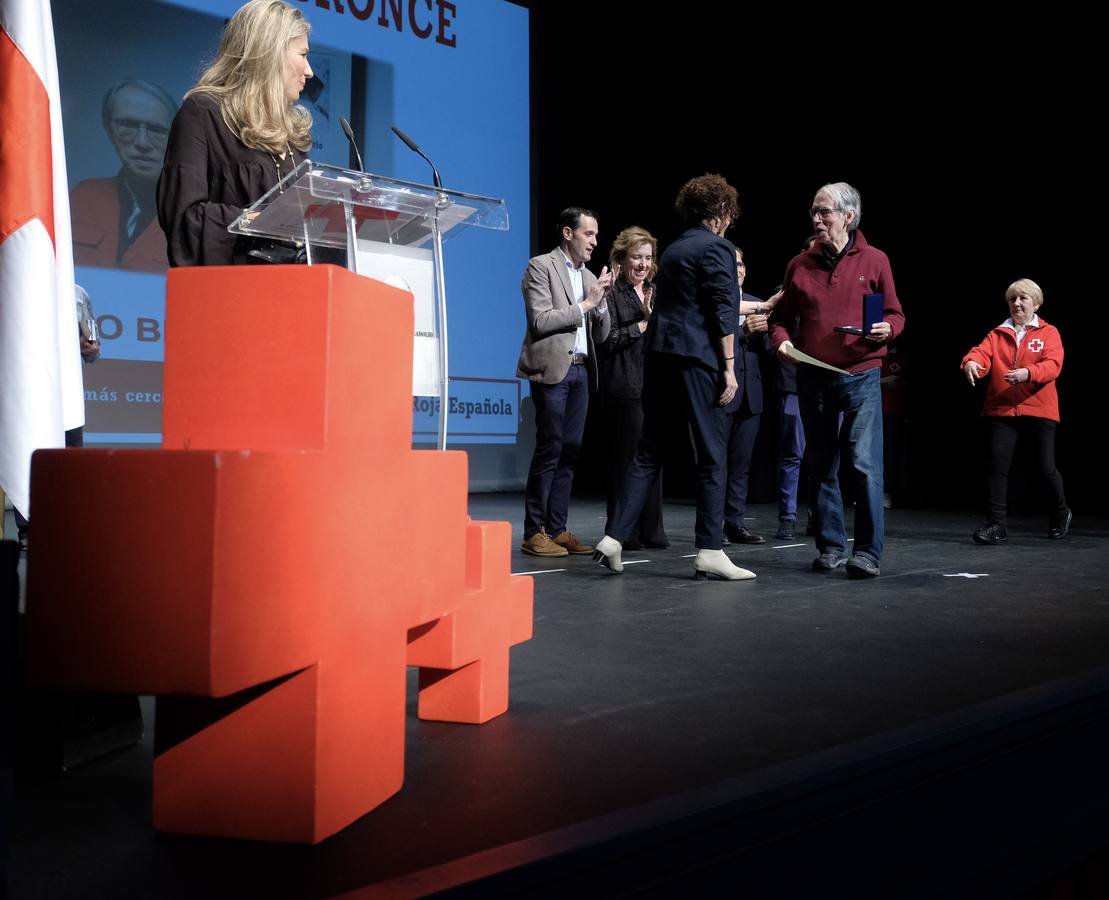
xmin=517 ymin=207 xmax=614 ymax=556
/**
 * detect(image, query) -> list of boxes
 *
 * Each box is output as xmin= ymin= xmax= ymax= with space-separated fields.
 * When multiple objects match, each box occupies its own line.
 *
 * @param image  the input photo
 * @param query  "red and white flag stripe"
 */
xmin=0 ymin=0 xmax=83 ymax=519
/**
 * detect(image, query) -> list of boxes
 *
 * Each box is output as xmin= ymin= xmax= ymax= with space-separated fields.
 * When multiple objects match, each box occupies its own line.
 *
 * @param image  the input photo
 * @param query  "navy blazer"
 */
xmin=647 ymin=225 xmax=738 ymax=371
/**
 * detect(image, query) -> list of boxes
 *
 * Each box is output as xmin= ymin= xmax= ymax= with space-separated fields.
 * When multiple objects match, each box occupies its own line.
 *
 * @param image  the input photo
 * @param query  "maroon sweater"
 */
xmin=769 ymin=231 xmax=905 ymax=373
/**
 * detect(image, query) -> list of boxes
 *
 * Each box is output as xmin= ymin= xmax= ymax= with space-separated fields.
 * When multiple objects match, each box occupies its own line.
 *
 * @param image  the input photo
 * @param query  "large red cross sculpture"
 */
xmin=25 ymin=265 xmax=533 ymax=844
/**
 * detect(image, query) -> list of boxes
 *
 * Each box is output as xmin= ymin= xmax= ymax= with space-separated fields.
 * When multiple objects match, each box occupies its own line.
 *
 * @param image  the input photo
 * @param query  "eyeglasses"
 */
xmin=809 ymin=206 xmax=840 ymax=220
xmin=111 ymin=118 xmax=170 ymax=142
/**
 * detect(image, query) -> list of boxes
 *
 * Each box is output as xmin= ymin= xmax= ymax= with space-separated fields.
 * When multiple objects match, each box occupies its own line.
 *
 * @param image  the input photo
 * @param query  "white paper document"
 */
xmin=781 ymin=344 xmax=851 ymax=376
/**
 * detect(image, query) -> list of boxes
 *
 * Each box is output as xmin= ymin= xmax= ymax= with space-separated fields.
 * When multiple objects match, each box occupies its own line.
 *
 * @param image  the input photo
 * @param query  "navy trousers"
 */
xmin=607 ymin=353 xmax=729 ymax=550
xmin=724 ymin=397 xmax=761 ymax=528
xmin=524 ymin=362 xmax=589 ymax=539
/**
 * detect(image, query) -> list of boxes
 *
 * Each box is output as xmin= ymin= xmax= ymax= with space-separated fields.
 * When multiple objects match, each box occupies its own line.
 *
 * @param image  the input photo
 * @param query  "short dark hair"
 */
xmin=674 ymin=174 xmax=739 ymax=227
xmin=557 ymin=206 xmax=596 ymax=240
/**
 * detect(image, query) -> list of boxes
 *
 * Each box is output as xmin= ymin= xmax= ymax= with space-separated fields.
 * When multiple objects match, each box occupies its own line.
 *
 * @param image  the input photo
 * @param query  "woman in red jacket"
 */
xmin=961 ymin=278 xmax=1070 ymax=544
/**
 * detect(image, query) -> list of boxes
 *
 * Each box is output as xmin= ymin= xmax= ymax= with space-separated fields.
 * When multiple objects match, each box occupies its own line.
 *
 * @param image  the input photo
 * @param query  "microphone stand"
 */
xmin=392 ymin=125 xmax=450 ymax=451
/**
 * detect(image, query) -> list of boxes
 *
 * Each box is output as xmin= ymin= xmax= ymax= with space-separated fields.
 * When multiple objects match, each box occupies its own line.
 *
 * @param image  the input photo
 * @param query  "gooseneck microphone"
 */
xmin=339 ymin=116 xmax=364 ymax=172
xmin=390 ymin=125 xmax=443 ymax=189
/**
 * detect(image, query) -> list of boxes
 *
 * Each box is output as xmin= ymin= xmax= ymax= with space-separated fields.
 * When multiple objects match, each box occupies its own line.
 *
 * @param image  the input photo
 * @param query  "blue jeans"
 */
xmin=798 ymin=366 xmax=884 ymax=562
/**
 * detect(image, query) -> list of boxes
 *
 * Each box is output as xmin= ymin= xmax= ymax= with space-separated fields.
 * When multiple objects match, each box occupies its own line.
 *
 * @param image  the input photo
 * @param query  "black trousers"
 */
xmin=985 ymin=416 xmax=1067 ymax=526
xmin=604 ymin=395 xmax=666 ymax=545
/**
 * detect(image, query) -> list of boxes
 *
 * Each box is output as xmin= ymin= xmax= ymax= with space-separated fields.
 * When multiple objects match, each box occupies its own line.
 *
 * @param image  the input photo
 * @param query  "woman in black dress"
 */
xmin=157 ymin=0 xmax=314 ymax=267
xmin=599 ymin=226 xmax=668 ymax=550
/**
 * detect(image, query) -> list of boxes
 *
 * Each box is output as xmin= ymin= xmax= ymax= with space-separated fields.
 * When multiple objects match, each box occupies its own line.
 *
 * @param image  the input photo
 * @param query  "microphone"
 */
xmin=340 ymin=116 xmax=364 ymax=172
xmin=390 ymin=125 xmax=443 ymax=189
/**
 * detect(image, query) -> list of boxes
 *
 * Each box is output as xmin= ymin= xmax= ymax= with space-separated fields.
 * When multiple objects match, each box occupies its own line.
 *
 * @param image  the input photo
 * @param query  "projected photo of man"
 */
xmin=70 ymin=79 xmax=178 ymax=273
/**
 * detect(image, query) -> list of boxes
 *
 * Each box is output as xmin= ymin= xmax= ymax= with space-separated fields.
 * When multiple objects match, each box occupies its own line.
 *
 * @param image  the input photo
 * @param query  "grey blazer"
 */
xmin=516 ymin=248 xmax=611 ymax=391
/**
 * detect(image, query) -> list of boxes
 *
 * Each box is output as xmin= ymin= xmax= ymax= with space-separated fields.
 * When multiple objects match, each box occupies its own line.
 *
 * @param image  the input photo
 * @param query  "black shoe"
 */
xmin=845 ymin=555 xmax=881 ymax=578
xmin=774 ymin=519 xmax=795 ymax=540
xmin=642 ymin=538 xmax=670 ymax=550
xmin=622 ymin=538 xmax=644 ymax=551
xmin=723 ymin=523 xmax=765 ymax=545
xmin=812 ymin=553 xmax=848 ymax=572
xmin=1048 ymin=509 xmax=1072 ymax=540
xmin=973 ymin=524 xmax=1008 ymax=545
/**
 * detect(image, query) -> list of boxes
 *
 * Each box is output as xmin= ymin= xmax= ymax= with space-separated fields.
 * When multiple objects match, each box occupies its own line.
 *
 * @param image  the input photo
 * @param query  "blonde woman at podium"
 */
xmin=157 ymin=0 xmax=315 ymax=267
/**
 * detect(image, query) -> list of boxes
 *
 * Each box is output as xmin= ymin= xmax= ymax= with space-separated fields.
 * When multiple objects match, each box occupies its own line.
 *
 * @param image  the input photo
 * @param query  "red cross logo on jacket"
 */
xmin=1028 ymin=338 xmax=1045 ymax=352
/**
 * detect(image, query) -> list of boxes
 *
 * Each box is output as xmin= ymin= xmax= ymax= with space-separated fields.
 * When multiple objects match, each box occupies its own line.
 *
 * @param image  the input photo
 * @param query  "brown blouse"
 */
xmin=156 ymin=93 xmax=302 ymax=267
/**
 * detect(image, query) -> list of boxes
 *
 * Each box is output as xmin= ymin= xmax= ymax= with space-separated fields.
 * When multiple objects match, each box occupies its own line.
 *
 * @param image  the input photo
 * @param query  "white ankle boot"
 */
xmin=593 ymin=535 xmax=623 ymax=573
xmin=693 ymin=549 xmax=756 ymax=581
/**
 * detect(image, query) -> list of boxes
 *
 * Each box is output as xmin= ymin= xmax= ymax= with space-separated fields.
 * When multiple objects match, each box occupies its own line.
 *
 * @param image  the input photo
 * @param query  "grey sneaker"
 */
xmin=845 ymin=555 xmax=881 ymax=578
xmin=812 ymin=553 xmax=848 ymax=572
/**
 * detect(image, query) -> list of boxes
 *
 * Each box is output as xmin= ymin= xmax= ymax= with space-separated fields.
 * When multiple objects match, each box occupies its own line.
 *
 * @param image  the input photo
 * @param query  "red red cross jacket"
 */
xmin=961 ymin=317 xmax=1063 ymax=421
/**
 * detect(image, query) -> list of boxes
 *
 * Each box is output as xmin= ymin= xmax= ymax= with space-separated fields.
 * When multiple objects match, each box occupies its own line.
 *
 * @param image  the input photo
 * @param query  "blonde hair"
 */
xmin=609 ymin=226 xmax=658 ymax=281
xmin=1005 ymin=278 xmax=1044 ymax=308
xmin=186 ymin=0 xmax=312 ymax=154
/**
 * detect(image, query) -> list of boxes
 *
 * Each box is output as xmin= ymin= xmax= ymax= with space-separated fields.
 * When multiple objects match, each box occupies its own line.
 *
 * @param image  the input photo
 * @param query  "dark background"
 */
xmin=523 ymin=5 xmax=1097 ymax=517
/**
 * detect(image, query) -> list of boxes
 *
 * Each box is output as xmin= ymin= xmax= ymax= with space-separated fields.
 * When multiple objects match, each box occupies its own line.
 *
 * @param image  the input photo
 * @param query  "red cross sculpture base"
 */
xmin=25 ymin=265 xmax=533 ymax=844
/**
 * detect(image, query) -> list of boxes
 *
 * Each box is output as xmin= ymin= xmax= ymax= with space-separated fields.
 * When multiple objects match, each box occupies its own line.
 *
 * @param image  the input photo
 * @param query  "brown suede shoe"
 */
xmin=552 ymin=531 xmax=593 ymax=554
xmin=521 ymin=529 xmax=569 ymax=557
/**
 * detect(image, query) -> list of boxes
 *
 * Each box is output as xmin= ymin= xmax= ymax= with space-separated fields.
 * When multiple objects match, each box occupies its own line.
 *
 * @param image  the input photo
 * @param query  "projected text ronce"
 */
xmin=300 ymin=0 xmax=458 ymax=47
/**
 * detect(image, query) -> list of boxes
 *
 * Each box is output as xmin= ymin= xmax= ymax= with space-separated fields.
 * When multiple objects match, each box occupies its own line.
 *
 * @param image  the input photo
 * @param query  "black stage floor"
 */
xmin=7 ymin=496 xmax=1109 ymax=898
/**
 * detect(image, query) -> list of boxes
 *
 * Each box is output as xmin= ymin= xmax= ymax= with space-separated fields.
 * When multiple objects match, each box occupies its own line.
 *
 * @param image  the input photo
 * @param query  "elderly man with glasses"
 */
xmin=70 ymin=80 xmax=178 ymax=273
xmin=768 ymin=182 xmax=905 ymax=578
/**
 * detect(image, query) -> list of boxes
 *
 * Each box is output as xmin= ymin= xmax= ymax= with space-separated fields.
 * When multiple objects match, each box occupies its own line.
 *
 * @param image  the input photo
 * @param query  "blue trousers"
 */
xmin=776 ymin=392 xmax=806 ymax=521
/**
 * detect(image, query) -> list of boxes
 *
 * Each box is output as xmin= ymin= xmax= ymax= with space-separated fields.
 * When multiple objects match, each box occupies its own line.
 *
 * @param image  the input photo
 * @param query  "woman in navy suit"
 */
xmin=595 ymin=175 xmax=755 ymax=581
